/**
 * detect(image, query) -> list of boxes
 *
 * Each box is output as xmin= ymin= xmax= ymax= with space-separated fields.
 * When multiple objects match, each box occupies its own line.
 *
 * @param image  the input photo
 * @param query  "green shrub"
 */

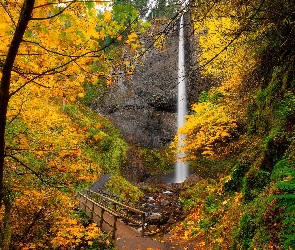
xmin=242 ymin=169 xmax=270 ymax=202
xmin=234 ymin=197 xmax=270 ymax=249
xmin=105 ymin=175 xmax=144 ymax=204
xmin=140 ymin=147 xmax=174 ymax=174
xmin=261 ymin=130 xmax=289 ymax=172
xmin=270 ymin=158 xmax=295 ymax=249
xmin=224 ymin=161 xmax=250 ymax=193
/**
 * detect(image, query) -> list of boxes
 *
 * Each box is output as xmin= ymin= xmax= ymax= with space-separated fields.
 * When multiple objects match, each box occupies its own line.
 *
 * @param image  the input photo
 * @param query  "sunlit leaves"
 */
xmin=154 ymin=34 xmax=166 ymax=51
xmin=174 ymin=0 xmax=259 ymax=160
xmin=104 ymin=10 xmax=112 ymax=23
xmin=172 ymin=90 xmax=237 ymax=158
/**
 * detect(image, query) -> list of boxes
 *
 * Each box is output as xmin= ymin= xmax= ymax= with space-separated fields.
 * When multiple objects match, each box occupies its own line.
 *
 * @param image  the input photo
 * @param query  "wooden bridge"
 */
xmin=77 ymin=189 xmax=148 ymax=239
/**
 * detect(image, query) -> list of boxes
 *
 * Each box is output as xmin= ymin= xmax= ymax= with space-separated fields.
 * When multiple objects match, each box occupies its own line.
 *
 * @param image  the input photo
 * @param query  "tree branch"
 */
xmin=7 ymin=155 xmax=46 ymax=184
xmin=31 ymin=1 xmax=75 ymax=20
xmin=33 ymin=0 xmax=111 ymax=9
xmin=0 ymin=1 xmax=17 ymax=27
xmin=0 ymin=0 xmax=35 ymax=205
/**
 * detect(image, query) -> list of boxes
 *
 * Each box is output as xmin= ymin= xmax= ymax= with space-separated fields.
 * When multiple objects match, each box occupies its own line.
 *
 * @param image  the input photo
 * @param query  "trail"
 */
xmin=80 ymin=196 xmax=203 ymax=250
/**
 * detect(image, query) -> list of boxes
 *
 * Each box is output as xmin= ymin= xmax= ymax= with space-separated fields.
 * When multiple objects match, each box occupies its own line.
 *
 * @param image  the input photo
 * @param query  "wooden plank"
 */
xmin=87 ymin=190 xmax=145 ymax=215
xmin=78 ymin=192 xmax=119 ymax=217
xmin=78 ymin=190 xmax=147 ymax=235
xmin=79 ymin=198 xmax=117 ymax=238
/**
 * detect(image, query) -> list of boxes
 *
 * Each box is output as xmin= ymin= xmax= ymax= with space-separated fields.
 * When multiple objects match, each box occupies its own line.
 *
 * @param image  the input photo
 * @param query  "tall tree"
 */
xmin=0 ymin=0 xmax=145 ymax=208
xmin=0 ymin=0 xmax=35 ymax=206
xmin=0 ymin=0 xmax=148 ymax=248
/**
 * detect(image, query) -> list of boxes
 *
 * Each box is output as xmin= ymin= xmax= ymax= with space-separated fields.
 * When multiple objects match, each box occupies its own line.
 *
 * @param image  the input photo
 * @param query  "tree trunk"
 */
xmin=1 ymin=197 xmax=11 ymax=250
xmin=0 ymin=0 xmax=35 ymax=205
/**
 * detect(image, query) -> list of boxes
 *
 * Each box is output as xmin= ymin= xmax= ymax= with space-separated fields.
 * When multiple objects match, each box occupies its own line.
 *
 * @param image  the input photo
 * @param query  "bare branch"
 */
xmin=31 ymin=1 xmax=75 ymax=20
xmin=7 ymin=99 xmax=26 ymax=126
xmin=7 ymin=155 xmax=46 ymax=183
xmin=33 ymin=0 xmax=111 ymax=9
xmin=22 ymin=39 xmax=91 ymax=58
xmin=200 ymin=0 xmax=266 ymax=68
xmin=0 ymin=1 xmax=17 ymax=26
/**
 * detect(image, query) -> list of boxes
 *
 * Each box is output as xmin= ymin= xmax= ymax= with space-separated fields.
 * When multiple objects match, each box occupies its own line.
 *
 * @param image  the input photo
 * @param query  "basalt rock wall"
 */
xmin=92 ymin=13 xmax=215 ymax=148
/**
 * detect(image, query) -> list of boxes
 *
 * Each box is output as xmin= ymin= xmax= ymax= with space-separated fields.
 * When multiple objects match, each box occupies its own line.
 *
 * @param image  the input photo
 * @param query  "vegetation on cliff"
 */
xmin=1 ymin=0 xmax=295 ymax=249
xmin=0 ymin=1 xmax=146 ymax=248
xmin=171 ymin=0 xmax=295 ymax=248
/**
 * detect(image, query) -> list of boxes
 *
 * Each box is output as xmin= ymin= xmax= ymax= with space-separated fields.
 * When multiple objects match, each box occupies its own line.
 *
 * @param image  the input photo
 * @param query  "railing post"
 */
xmin=84 ymin=198 xmax=87 ymax=213
xmin=142 ymin=212 xmax=145 ymax=235
xmin=91 ymin=202 xmax=94 ymax=220
xmin=100 ymin=208 xmax=104 ymax=227
xmin=112 ymin=216 xmax=117 ymax=239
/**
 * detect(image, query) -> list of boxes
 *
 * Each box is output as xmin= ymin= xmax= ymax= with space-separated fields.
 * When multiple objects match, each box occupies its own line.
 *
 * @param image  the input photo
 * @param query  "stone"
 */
xmin=91 ymin=13 xmax=217 ymax=148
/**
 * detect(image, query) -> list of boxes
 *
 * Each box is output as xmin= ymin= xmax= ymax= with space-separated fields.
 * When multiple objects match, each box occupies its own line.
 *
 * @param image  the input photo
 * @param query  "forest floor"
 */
xmin=88 ymin=202 xmax=205 ymax=250
xmin=113 ymin=217 xmax=205 ymax=250
xmin=79 ymin=179 xmax=205 ymax=250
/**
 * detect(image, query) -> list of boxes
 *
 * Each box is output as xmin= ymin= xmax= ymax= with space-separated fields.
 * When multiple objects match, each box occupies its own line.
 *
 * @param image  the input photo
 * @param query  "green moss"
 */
xmin=234 ymin=197 xmax=271 ymax=249
xmin=189 ymin=155 xmax=235 ymax=179
xmin=64 ymin=103 xmax=128 ymax=174
xmin=224 ymin=161 xmax=250 ymax=193
xmin=242 ymin=168 xmax=270 ymax=202
xmin=270 ymin=158 xmax=295 ymax=249
xmin=105 ymin=175 xmax=144 ymax=204
xmin=140 ymin=147 xmax=174 ymax=174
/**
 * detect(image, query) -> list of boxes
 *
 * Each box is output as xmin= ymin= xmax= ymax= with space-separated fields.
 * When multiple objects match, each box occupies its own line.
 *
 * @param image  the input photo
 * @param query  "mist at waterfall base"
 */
xmin=174 ymin=14 xmax=189 ymax=183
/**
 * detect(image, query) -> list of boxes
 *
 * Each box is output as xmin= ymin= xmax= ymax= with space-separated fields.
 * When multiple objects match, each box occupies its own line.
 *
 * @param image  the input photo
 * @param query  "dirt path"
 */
xmin=80 ymin=197 xmax=203 ymax=250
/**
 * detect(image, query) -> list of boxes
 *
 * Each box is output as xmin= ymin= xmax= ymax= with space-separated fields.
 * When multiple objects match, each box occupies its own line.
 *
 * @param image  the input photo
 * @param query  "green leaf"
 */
xmin=85 ymin=1 xmax=95 ymax=10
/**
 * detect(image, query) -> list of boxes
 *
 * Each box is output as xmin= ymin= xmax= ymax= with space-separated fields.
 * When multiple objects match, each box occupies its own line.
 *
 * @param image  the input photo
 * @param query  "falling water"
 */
xmin=174 ymin=14 xmax=189 ymax=183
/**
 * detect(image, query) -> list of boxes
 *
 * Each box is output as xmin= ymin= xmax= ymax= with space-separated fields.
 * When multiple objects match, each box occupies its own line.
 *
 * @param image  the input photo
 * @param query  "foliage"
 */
xmin=270 ymin=158 xmax=295 ymax=249
xmin=234 ymin=197 xmax=271 ymax=250
xmin=242 ymin=168 xmax=271 ymax=202
xmin=104 ymin=175 xmax=144 ymax=204
xmin=189 ymin=155 xmax=235 ymax=179
xmin=154 ymin=34 xmax=166 ymax=51
xmin=0 ymin=95 xmax=130 ymax=248
xmin=170 ymin=0 xmax=295 ymax=249
xmin=64 ymin=103 xmax=128 ymax=175
xmin=223 ymin=160 xmax=250 ymax=193
xmin=140 ymin=147 xmax=174 ymax=174
xmin=192 ymin=1 xmax=256 ymax=81
xmin=171 ymin=88 xmax=237 ymax=158
xmin=0 ymin=0 xmax=149 ymax=246
xmin=146 ymin=0 xmax=178 ymax=20
xmin=177 ymin=178 xmax=244 ymax=249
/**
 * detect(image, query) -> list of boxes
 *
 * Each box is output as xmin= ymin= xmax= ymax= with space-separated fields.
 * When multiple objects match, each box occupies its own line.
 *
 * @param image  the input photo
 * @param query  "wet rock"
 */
xmin=163 ymin=190 xmax=173 ymax=195
xmin=91 ymin=13 xmax=217 ymax=148
xmin=148 ymin=212 xmax=162 ymax=220
xmin=146 ymin=224 xmax=158 ymax=233
xmin=129 ymin=183 xmax=187 ymax=235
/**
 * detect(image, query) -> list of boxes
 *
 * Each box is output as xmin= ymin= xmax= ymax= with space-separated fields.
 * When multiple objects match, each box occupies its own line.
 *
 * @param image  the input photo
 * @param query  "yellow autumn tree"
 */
xmin=0 ymin=0 xmax=146 ymax=248
xmin=173 ymin=0 xmax=259 ymax=159
xmin=172 ymin=89 xmax=237 ymax=158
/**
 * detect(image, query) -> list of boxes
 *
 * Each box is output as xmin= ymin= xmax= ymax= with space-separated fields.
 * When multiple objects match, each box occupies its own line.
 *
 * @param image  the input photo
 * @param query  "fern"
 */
xmin=270 ymin=158 xmax=295 ymax=249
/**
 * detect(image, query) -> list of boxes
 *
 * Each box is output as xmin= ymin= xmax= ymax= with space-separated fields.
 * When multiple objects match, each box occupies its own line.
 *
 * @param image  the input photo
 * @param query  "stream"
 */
xmin=130 ymin=173 xmax=201 ymax=235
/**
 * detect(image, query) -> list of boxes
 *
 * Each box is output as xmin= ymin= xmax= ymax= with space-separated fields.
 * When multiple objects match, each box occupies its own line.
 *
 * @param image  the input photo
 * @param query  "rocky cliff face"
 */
xmin=91 ymin=13 xmax=215 ymax=148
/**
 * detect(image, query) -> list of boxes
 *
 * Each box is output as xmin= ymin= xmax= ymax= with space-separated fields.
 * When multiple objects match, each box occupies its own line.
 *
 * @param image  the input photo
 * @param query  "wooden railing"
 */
xmin=78 ymin=192 xmax=119 ymax=239
xmin=77 ymin=189 xmax=147 ymax=238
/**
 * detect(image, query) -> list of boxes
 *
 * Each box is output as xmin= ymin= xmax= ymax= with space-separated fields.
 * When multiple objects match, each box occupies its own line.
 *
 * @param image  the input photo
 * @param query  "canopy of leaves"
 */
xmin=0 ymin=0 xmax=147 ymax=248
xmin=171 ymin=0 xmax=295 ymax=249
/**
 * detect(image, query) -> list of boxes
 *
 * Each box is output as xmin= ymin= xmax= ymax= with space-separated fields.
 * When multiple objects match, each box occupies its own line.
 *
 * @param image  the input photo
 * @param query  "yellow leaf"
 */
xmin=104 ymin=11 xmax=112 ymax=23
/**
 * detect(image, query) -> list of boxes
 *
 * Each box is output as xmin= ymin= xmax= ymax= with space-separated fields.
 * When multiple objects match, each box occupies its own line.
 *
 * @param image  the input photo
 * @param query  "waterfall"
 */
xmin=174 ymin=14 xmax=189 ymax=183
